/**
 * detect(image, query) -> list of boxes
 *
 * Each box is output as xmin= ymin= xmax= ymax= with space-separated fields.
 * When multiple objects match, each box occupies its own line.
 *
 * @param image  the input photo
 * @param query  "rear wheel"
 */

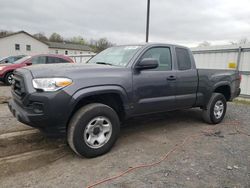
xmin=202 ymin=93 xmax=227 ymax=124
xmin=4 ymin=72 xmax=13 ymax=85
xmin=67 ymin=103 xmax=120 ymax=158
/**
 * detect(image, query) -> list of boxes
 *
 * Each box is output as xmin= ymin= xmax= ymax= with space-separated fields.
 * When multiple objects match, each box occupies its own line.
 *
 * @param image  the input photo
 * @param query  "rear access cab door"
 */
xmin=174 ymin=47 xmax=198 ymax=108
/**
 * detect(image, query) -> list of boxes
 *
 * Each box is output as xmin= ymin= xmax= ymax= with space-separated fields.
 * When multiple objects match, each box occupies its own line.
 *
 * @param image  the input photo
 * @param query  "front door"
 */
xmin=132 ymin=47 xmax=176 ymax=115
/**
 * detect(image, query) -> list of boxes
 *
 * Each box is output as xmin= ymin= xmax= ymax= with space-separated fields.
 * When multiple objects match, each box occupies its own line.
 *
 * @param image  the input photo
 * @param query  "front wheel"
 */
xmin=202 ymin=93 xmax=227 ymax=124
xmin=67 ymin=103 xmax=120 ymax=158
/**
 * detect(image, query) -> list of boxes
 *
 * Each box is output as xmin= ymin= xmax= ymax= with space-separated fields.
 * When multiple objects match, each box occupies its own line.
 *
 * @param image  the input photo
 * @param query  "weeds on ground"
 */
xmin=233 ymin=98 xmax=250 ymax=105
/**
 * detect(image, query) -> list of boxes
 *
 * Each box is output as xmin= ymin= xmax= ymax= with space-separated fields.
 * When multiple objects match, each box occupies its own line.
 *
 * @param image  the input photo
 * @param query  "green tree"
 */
xmin=49 ymin=32 xmax=63 ymax=42
xmin=70 ymin=36 xmax=86 ymax=45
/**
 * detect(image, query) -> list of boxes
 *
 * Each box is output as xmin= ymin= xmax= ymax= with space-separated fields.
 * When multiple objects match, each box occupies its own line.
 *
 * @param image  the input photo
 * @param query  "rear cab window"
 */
xmin=176 ymin=48 xmax=192 ymax=70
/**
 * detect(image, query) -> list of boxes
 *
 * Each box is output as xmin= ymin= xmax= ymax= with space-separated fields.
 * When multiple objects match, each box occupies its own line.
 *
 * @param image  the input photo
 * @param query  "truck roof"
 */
xmin=117 ymin=42 xmax=189 ymax=49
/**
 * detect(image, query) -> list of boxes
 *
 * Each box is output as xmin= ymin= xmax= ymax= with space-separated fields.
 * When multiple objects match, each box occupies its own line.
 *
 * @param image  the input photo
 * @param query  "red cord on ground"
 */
xmin=85 ymin=123 xmax=249 ymax=188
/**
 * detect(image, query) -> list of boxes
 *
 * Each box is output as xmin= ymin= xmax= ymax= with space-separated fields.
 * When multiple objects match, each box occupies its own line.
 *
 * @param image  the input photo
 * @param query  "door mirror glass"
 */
xmin=136 ymin=58 xmax=159 ymax=70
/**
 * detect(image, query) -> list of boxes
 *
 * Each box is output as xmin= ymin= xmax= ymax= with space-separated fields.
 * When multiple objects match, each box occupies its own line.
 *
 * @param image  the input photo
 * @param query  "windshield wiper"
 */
xmin=95 ymin=62 xmax=113 ymax=66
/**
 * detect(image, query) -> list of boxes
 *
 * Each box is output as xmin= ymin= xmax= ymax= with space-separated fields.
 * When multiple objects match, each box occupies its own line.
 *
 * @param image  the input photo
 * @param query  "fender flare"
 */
xmin=213 ymin=81 xmax=231 ymax=92
xmin=69 ymin=85 xmax=130 ymax=113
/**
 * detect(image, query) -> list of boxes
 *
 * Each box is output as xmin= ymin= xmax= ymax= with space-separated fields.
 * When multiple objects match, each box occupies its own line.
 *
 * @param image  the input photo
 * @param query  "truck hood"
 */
xmin=21 ymin=63 xmax=131 ymax=93
xmin=22 ymin=63 xmax=127 ymax=78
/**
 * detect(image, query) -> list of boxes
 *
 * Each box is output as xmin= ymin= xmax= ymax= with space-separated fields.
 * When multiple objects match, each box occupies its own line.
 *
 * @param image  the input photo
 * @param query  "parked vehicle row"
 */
xmin=8 ymin=43 xmax=241 ymax=158
xmin=0 ymin=54 xmax=74 ymax=85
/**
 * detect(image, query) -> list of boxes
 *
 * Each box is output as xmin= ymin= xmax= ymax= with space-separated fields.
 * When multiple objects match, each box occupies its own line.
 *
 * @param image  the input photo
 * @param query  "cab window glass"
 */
xmin=176 ymin=48 xmax=192 ymax=70
xmin=141 ymin=47 xmax=172 ymax=71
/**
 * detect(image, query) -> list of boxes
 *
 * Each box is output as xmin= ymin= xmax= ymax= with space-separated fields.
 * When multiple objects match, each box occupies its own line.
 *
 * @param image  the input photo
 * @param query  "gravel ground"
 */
xmin=0 ymin=83 xmax=29 ymax=134
xmin=0 ymin=82 xmax=11 ymax=98
xmin=0 ymin=85 xmax=249 ymax=188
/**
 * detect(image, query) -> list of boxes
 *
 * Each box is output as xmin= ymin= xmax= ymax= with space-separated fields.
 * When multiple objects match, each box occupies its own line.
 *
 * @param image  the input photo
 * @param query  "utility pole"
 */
xmin=146 ymin=0 xmax=150 ymax=42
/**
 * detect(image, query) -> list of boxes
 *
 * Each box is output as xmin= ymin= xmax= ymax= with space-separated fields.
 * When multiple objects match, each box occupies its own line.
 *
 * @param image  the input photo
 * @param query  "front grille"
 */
xmin=12 ymin=74 xmax=26 ymax=99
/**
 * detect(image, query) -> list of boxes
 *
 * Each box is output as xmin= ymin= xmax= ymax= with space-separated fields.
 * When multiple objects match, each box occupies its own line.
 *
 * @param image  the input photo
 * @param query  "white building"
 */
xmin=46 ymin=42 xmax=93 ymax=56
xmin=0 ymin=31 xmax=93 ymax=58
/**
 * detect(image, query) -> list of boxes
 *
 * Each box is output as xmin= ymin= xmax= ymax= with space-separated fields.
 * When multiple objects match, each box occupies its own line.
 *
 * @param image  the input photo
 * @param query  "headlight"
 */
xmin=0 ymin=66 xmax=6 ymax=71
xmin=32 ymin=78 xmax=73 ymax=92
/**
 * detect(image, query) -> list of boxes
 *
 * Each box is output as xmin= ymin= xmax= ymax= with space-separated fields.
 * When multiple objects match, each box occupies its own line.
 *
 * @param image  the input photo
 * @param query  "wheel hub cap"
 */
xmin=84 ymin=116 xmax=112 ymax=149
xmin=214 ymin=100 xmax=224 ymax=119
xmin=8 ymin=74 xmax=13 ymax=84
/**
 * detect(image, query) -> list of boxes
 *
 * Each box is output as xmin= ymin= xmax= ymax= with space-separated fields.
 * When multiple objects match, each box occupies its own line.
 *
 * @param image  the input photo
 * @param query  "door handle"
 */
xmin=166 ymin=75 xmax=176 ymax=81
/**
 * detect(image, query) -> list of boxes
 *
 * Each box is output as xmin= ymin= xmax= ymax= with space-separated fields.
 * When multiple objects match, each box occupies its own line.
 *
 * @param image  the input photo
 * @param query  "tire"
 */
xmin=202 ymin=93 xmax=227 ymax=124
xmin=4 ymin=72 xmax=13 ymax=86
xmin=67 ymin=103 xmax=120 ymax=158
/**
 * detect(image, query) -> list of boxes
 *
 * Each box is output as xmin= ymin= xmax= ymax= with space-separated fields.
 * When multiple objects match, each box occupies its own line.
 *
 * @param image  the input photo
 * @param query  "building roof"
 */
xmin=46 ymin=41 xmax=92 ymax=51
xmin=0 ymin=31 xmax=49 ymax=45
xmin=0 ymin=30 xmax=92 ymax=51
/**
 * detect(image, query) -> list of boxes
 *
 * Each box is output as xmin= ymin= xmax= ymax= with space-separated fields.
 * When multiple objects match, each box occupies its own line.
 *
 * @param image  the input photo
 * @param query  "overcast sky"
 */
xmin=1 ymin=0 xmax=250 ymax=47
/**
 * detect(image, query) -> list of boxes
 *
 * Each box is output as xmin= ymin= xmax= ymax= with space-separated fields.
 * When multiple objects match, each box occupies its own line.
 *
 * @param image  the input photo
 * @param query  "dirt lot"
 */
xmin=0 ymin=84 xmax=249 ymax=188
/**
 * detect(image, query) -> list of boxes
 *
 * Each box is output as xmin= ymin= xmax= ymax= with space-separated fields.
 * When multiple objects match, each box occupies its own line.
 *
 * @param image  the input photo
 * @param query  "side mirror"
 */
xmin=136 ymin=58 xmax=159 ymax=70
xmin=25 ymin=62 xmax=32 ymax=66
xmin=5 ymin=60 xmax=8 ymax=63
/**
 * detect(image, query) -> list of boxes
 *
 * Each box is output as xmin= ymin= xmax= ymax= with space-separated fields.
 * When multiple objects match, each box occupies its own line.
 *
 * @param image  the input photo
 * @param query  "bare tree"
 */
xmin=230 ymin=37 xmax=249 ymax=45
xmin=33 ymin=32 xmax=48 ymax=41
xmin=198 ymin=41 xmax=211 ymax=47
xmin=49 ymin=33 xmax=64 ymax=42
xmin=88 ymin=38 xmax=114 ymax=53
xmin=0 ymin=30 xmax=13 ymax=37
xmin=238 ymin=37 xmax=248 ymax=44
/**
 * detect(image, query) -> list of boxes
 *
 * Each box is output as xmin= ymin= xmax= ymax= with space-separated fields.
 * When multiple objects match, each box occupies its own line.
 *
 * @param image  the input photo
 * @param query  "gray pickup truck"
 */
xmin=8 ymin=43 xmax=241 ymax=157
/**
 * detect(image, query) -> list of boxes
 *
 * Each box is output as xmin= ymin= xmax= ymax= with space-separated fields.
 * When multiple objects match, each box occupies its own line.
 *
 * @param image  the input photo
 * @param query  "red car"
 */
xmin=0 ymin=54 xmax=74 ymax=85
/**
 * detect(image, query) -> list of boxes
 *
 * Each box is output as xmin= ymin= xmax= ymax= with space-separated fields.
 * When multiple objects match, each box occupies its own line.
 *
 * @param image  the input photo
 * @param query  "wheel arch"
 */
xmin=213 ymin=82 xmax=231 ymax=101
xmin=67 ymin=85 xmax=130 ymax=128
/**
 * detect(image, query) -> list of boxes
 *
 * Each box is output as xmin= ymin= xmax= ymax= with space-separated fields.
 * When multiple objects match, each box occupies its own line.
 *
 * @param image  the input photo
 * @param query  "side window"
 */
xmin=26 ymin=45 xmax=31 ymax=51
xmin=57 ymin=58 xmax=69 ymax=63
xmin=32 ymin=56 xmax=46 ymax=64
xmin=15 ymin=44 xmax=20 ymax=51
xmin=141 ymin=47 xmax=172 ymax=71
xmin=47 ymin=57 xmax=57 ymax=64
xmin=176 ymin=48 xmax=192 ymax=70
xmin=47 ymin=57 xmax=69 ymax=64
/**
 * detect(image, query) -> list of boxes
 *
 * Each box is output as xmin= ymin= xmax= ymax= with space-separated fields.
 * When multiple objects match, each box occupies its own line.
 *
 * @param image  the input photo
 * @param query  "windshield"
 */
xmin=0 ymin=57 xmax=8 ymax=64
xmin=12 ymin=56 xmax=31 ymax=64
xmin=0 ymin=57 xmax=6 ymax=62
xmin=88 ymin=45 xmax=142 ymax=67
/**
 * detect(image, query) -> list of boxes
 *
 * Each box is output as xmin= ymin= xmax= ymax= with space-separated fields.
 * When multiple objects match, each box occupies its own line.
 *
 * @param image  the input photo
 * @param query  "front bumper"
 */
xmin=8 ymin=90 xmax=72 ymax=136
